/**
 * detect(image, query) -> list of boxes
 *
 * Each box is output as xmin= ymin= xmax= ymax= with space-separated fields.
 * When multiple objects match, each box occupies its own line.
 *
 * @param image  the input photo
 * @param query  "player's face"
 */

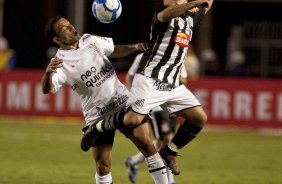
xmin=54 ymin=18 xmax=80 ymax=46
xmin=164 ymin=0 xmax=187 ymax=6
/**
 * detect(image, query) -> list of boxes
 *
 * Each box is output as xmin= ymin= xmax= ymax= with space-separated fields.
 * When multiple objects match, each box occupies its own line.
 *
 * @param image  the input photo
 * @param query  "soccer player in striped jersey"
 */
xmin=82 ymin=0 xmax=213 ymax=177
xmin=124 ymin=52 xmax=188 ymax=184
xmin=42 ymin=16 xmax=169 ymax=184
xmin=127 ymin=0 xmax=214 ymax=175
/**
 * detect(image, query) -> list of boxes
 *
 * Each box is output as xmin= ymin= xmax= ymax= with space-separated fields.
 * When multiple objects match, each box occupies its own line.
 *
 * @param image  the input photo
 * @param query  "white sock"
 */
xmin=129 ymin=152 xmax=145 ymax=166
xmin=128 ymin=139 xmax=159 ymax=166
xmin=145 ymin=153 xmax=169 ymax=184
xmin=168 ymin=142 xmax=178 ymax=152
xmin=167 ymin=167 xmax=176 ymax=184
xmin=95 ymin=172 xmax=113 ymax=184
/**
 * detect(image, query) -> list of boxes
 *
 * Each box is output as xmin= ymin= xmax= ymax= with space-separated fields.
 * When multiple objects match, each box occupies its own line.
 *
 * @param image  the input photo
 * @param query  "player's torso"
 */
xmin=140 ymin=15 xmax=194 ymax=86
xmin=57 ymin=37 xmax=128 ymax=123
xmin=58 ymin=42 xmax=117 ymax=94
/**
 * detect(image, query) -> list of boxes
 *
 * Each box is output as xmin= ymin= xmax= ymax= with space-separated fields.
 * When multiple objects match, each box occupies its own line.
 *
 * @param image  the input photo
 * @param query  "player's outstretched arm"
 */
xmin=157 ymin=0 xmax=210 ymax=22
xmin=109 ymin=43 xmax=146 ymax=58
xmin=41 ymin=57 xmax=62 ymax=94
xmin=203 ymin=0 xmax=213 ymax=13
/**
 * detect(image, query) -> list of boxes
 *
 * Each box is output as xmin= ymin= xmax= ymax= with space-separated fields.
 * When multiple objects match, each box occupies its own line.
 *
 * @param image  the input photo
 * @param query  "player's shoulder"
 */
xmin=81 ymin=34 xmax=113 ymax=45
xmin=80 ymin=34 xmax=95 ymax=43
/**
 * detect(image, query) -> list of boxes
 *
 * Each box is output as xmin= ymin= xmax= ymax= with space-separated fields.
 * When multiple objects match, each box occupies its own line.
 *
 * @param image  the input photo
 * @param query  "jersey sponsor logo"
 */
xmin=89 ymin=43 xmax=101 ymax=54
xmin=71 ymin=84 xmax=78 ymax=91
xmin=174 ymin=32 xmax=190 ymax=47
xmin=153 ymin=80 xmax=175 ymax=91
xmin=135 ymin=99 xmax=145 ymax=108
xmin=96 ymin=95 xmax=128 ymax=116
xmin=81 ymin=64 xmax=114 ymax=88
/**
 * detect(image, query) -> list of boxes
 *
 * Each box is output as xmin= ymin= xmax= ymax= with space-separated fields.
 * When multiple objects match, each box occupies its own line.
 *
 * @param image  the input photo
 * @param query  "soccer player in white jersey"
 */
xmin=124 ymin=52 xmax=188 ymax=184
xmin=42 ymin=16 xmax=169 ymax=184
xmin=82 ymin=0 xmax=214 ymax=176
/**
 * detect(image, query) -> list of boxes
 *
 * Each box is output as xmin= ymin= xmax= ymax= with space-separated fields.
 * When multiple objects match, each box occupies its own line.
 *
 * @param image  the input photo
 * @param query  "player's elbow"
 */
xmin=42 ymin=84 xmax=52 ymax=94
xmin=204 ymin=0 xmax=213 ymax=13
xmin=157 ymin=12 xmax=169 ymax=23
xmin=42 ymin=88 xmax=50 ymax=94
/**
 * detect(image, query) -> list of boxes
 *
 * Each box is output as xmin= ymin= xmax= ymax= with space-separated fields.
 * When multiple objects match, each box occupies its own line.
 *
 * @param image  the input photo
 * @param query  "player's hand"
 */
xmin=46 ymin=57 xmax=63 ymax=74
xmin=188 ymin=7 xmax=199 ymax=14
xmin=135 ymin=43 xmax=148 ymax=52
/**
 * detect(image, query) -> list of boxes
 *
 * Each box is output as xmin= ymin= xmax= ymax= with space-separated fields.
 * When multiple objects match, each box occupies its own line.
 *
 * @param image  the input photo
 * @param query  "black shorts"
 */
xmin=92 ymin=131 xmax=115 ymax=147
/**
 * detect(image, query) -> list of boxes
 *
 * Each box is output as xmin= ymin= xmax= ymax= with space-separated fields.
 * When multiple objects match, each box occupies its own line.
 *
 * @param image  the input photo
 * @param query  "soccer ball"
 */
xmin=92 ymin=0 xmax=122 ymax=24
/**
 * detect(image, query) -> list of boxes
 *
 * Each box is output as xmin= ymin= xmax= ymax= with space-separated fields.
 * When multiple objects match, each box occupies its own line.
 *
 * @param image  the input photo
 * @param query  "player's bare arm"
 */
xmin=41 ymin=57 xmax=62 ymax=94
xmin=157 ymin=0 xmax=210 ymax=22
xmin=125 ymin=74 xmax=134 ymax=88
xmin=109 ymin=43 xmax=146 ymax=58
xmin=202 ymin=0 xmax=213 ymax=13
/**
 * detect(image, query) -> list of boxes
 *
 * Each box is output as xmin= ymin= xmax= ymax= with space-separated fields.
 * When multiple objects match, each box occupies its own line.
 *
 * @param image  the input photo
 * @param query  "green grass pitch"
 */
xmin=0 ymin=117 xmax=282 ymax=184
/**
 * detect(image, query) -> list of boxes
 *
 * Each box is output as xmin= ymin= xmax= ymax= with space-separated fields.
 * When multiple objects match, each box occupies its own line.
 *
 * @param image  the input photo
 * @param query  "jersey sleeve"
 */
xmin=180 ymin=63 xmax=188 ymax=79
xmin=94 ymin=36 xmax=115 ymax=57
xmin=50 ymin=67 xmax=67 ymax=93
xmin=193 ymin=6 xmax=206 ymax=26
xmin=128 ymin=53 xmax=144 ymax=76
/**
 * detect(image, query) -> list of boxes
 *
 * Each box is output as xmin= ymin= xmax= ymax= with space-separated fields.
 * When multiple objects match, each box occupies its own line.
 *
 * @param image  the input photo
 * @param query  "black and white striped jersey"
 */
xmin=137 ymin=5 xmax=205 ymax=86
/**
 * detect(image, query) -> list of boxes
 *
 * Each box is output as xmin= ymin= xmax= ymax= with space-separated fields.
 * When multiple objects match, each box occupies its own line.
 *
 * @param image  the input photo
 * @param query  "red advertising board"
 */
xmin=1 ymin=70 xmax=281 ymax=128
xmin=188 ymin=77 xmax=282 ymax=128
xmin=0 ymin=70 xmax=83 ymax=117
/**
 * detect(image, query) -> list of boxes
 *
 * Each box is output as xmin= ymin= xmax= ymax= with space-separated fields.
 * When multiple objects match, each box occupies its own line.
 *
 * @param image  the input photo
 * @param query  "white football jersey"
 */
xmin=50 ymin=34 xmax=129 ymax=125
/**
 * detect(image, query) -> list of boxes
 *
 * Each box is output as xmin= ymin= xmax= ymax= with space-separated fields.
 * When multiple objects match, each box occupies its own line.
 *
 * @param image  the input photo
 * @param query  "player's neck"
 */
xmin=60 ymin=42 xmax=79 ymax=50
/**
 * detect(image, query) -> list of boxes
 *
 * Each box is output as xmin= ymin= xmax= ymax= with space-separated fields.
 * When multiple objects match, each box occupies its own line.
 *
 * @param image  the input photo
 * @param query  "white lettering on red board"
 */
xmin=1 ymin=81 xmax=81 ymax=113
xmin=7 ymin=82 xmax=31 ymax=110
xmin=277 ymin=94 xmax=282 ymax=121
xmin=194 ymin=89 xmax=282 ymax=122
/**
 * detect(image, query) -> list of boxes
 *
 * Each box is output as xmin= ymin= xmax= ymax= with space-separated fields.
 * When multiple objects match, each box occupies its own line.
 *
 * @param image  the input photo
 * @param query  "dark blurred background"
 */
xmin=1 ymin=0 xmax=282 ymax=77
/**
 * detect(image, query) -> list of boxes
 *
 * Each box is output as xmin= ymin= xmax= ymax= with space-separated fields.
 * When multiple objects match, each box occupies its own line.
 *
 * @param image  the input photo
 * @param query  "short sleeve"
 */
xmin=94 ymin=36 xmax=115 ymax=57
xmin=193 ymin=6 xmax=206 ymax=26
xmin=50 ymin=67 xmax=67 ymax=93
xmin=128 ymin=53 xmax=144 ymax=76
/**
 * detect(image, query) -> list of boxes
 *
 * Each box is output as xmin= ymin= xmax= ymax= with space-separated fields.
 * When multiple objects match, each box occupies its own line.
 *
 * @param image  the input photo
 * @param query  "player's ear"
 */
xmin=53 ymin=37 xmax=60 ymax=44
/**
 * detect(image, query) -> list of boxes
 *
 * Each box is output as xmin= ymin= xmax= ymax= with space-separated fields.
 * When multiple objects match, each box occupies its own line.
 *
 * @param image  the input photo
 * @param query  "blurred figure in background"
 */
xmin=226 ymin=26 xmax=246 ymax=76
xmin=226 ymin=50 xmax=246 ymax=76
xmin=200 ymin=48 xmax=220 ymax=76
xmin=184 ymin=46 xmax=200 ymax=80
xmin=0 ymin=37 xmax=16 ymax=70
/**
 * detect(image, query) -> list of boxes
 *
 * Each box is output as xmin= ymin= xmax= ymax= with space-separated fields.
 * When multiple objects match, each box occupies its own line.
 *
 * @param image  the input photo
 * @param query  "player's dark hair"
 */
xmin=45 ymin=16 xmax=62 ymax=46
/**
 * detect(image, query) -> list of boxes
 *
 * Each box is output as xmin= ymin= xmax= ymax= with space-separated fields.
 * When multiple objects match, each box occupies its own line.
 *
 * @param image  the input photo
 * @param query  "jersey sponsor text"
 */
xmin=81 ymin=64 xmax=114 ymax=88
xmin=96 ymin=95 xmax=128 ymax=116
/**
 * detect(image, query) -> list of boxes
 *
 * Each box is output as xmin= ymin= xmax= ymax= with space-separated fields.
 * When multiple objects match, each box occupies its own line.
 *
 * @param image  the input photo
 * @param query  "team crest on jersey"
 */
xmin=71 ymin=84 xmax=78 ymax=91
xmin=135 ymin=99 xmax=145 ymax=108
xmin=174 ymin=32 xmax=190 ymax=47
xmin=89 ymin=43 xmax=101 ymax=54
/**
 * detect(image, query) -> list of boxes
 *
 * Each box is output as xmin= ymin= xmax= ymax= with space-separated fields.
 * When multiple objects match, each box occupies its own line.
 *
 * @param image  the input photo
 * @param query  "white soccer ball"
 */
xmin=92 ymin=0 xmax=122 ymax=24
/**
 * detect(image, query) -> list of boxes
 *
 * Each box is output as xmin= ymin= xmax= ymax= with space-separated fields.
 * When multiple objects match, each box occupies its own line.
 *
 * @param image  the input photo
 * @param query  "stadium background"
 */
xmin=1 ymin=0 xmax=282 ymax=128
xmin=1 ymin=1 xmax=282 ymax=184
xmin=1 ymin=0 xmax=282 ymax=77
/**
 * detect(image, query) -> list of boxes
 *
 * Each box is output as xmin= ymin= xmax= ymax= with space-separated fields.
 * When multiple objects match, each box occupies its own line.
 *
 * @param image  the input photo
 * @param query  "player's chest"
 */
xmin=62 ymin=50 xmax=107 ymax=80
xmin=167 ymin=17 xmax=194 ymax=48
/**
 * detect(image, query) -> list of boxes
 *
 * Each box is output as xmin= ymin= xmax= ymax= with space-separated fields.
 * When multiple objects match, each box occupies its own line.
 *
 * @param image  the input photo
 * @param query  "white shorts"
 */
xmin=126 ymin=74 xmax=201 ymax=115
